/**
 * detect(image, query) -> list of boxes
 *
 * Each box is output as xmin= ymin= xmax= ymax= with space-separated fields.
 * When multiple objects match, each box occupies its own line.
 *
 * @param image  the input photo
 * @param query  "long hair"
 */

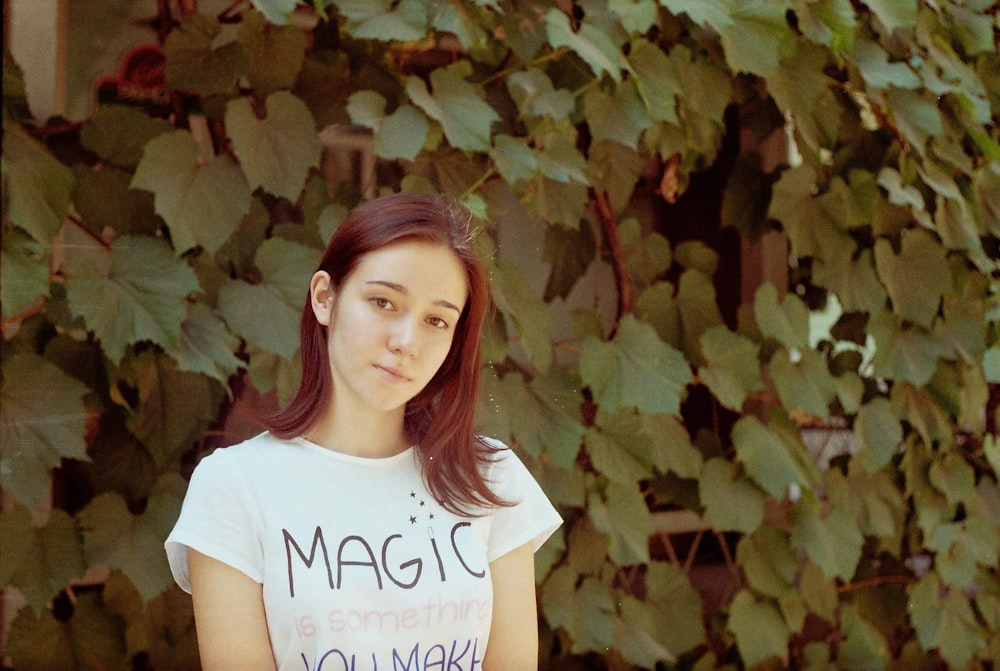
xmin=261 ymin=192 xmax=507 ymax=514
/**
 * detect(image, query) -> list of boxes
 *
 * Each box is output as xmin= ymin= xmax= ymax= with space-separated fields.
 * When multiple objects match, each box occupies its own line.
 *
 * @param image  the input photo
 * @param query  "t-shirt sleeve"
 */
xmin=164 ymin=447 xmax=265 ymax=593
xmin=483 ymin=442 xmax=563 ymax=563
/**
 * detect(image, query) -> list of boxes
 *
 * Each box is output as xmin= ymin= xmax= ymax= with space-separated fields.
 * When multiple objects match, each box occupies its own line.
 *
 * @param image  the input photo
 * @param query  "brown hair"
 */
xmin=261 ymin=192 xmax=507 ymax=514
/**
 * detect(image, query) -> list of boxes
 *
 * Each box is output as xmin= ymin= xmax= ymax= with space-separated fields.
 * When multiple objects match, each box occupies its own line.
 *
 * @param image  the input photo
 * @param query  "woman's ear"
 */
xmin=310 ymin=271 xmax=335 ymax=326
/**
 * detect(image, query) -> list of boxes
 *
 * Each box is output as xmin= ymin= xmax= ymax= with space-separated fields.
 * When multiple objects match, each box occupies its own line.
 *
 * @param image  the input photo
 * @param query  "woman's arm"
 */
xmin=483 ymin=541 xmax=539 ymax=670
xmin=188 ymin=547 xmax=277 ymax=671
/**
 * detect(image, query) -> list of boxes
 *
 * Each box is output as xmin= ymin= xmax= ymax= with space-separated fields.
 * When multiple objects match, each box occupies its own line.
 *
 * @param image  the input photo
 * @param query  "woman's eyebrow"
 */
xmin=366 ymin=280 xmax=462 ymax=313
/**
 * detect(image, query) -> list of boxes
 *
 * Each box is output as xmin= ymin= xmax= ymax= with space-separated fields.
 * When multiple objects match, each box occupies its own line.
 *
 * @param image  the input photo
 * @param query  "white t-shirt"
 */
xmin=164 ymin=432 xmax=562 ymax=671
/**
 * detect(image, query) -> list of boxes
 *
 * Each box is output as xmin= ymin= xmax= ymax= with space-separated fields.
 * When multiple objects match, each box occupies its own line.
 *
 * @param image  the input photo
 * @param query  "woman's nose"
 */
xmin=388 ymin=319 xmax=418 ymax=357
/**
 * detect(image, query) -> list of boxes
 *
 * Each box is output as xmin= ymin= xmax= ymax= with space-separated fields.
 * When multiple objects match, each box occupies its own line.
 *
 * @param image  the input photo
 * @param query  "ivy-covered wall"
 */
xmin=2 ymin=0 xmax=998 ymax=669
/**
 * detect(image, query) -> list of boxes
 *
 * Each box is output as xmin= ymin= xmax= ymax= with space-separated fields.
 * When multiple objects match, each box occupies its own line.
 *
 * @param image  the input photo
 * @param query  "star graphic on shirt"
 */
xmin=429 ymin=513 xmax=435 ymax=520
xmin=409 ymin=491 xmax=416 ymax=498
xmin=419 ymin=500 xmax=425 ymax=507
xmin=409 ymin=515 xmax=417 ymax=524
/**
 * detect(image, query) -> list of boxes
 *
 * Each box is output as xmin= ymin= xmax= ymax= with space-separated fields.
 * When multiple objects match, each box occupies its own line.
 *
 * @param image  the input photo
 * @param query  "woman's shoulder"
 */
xmin=195 ymin=431 xmax=296 ymax=472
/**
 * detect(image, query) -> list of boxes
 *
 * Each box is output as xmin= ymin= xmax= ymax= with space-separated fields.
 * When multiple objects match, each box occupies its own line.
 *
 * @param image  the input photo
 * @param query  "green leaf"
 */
xmin=929 ymin=452 xmax=976 ymax=507
xmin=737 ymin=524 xmax=798 ymax=598
xmin=237 ymin=10 xmax=306 ymax=95
xmin=644 ymin=413 xmax=702 ymax=479
xmin=886 ymin=87 xmax=944 ymax=153
xmin=544 ymin=9 xmax=627 ymax=83
xmin=5 ymin=592 xmax=126 ymax=671
xmin=218 ymin=237 xmax=321 ymax=359
xmin=506 ymin=69 xmax=575 ymax=119
xmin=583 ymin=80 xmax=652 ymax=150
xmin=727 ymin=590 xmax=789 ymax=667
xmin=338 ymin=0 xmax=427 ymax=41
xmin=0 ymin=507 xmax=85 ymax=614
xmin=676 ymin=269 xmax=724 ymax=366
xmin=864 ymin=0 xmax=918 ymax=33
xmin=855 ymin=397 xmax=903 ymax=471
xmin=721 ymin=153 xmax=776 ymax=241
xmin=628 ymin=38 xmax=680 ymax=124
xmin=126 ymin=351 xmax=224 ymax=468
xmin=585 ymin=410 xmax=652 ymax=484
xmin=73 ymin=165 xmax=159 ymax=237
xmin=541 ymin=567 xmax=616 ymax=653
xmin=178 ymin=302 xmax=244 ymax=383
xmin=130 ymin=130 xmax=252 ymax=254
xmin=699 ymin=458 xmax=765 ymax=533
xmin=589 ymin=140 xmax=645 ymax=213
xmin=226 ymin=92 xmax=320 ymax=200
xmin=868 ymin=312 xmax=948 ymax=386
xmin=535 ymin=129 xmax=590 ymax=185
xmin=65 ymin=236 xmax=200 ymax=362
xmin=609 ymin=0 xmax=658 ymax=33
xmin=378 ymin=104 xmax=430 ymax=162
xmin=699 ymin=326 xmax=763 ymax=411
xmin=874 ymin=230 xmax=951 ymax=328
xmin=79 ymin=487 xmax=181 ymax=601
xmin=248 ymin=0 xmax=299 ymax=24
xmin=754 ymin=282 xmax=809 ymax=349
xmin=1 ymin=122 xmax=74 ymax=245
xmin=791 ymin=0 xmax=855 ymax=52
xmin=789 ymin=495 xmax=864 ymax=581
xmin=660 ymin=0 xmax=734 ymax=29
xmin=543 ymin=219 xmax=595 ymax=301
xmin=580 ymin=315 xmax=691 ymax=415
xmin=406 ymin=61 xmax=500 ymax=153
xmin=837 ymin=605 xmax=890 ymax=669
xmin=624 ymin=226 xmax=671 ymax=285
xmin=164 ymin=13 xmax=248 ymax=96
xmin=1 ymin=228 xmax=49 ymax=321
xmin=732 ymin=415 xmax=821 ymax=500
xmin=491 ymin=259 xmax=553 ymax=372
xmin=717 ymin=0 xmax=794 ymax=78
xmin=80 ymin=105 xmax=171 ymax=169
xmin=851 ymin=38 xmax=921 ymax=90
xmin=614 ymin=597 xmax=675 ymax=666
xmin=588 ymin=481 xmax=650 ymax=565
xmin=0 ymin=354 xmax=90 ymax=508
xmin=644 ymin=562 xmax=706 ymax=656
xmin=769 ymin=348 xmax=838 ymax=422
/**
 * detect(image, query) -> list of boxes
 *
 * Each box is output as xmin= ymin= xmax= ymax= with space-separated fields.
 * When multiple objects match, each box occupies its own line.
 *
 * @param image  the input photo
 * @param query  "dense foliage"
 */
xmin=2 ymin=0 xmax=998 ymax=668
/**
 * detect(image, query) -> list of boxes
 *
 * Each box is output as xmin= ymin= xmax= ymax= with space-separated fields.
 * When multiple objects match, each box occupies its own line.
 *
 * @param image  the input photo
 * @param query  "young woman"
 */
xmin=165 ymin=193 xmax=562 ymax=671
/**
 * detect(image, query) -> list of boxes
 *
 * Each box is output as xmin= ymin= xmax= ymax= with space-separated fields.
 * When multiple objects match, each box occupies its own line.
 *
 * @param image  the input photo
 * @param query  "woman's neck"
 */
xmin=303 ymin=401 xmax=409 ymax=459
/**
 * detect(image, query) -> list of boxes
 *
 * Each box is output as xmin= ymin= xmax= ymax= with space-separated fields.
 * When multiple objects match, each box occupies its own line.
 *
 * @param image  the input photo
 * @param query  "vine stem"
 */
xmin=461 ymin=166 xmax=497 ymax=200
xmin=837 ymin=575 xmax=915 ymax=594
xmin=593 ymin=189 xmax=631 ymax=335
xmin=480 ymin=47 xmax=569 ymax=87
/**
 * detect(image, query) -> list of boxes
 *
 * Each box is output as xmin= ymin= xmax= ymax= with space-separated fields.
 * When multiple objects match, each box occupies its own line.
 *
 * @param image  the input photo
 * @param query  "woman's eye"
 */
xmin=371 ymin=297 xmax=394 ymax=310
xmin=427 ymin=316 xmax=449 ymax=330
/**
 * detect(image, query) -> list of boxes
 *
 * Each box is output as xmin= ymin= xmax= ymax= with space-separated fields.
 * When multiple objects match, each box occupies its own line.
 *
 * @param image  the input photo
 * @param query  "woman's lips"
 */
xmin=374 ymin=364 xmax=411 ymax=383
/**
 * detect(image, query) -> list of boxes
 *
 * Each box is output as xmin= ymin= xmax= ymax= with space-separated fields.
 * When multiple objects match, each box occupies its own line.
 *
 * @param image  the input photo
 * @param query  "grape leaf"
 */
xmin=163 ymin=13 xmax=248 ymax=96
xmin=660 ymin=0 xmax=734 ymax=30
xmin=541 ymin=567 xmax=615 ymax=653
xmin=225 ymin=92 xmax=321 ymax=200
xmin=874 ymin=229 xmax=951 ymax=328
xmin=130 ymin=130 xmax=251 ymax=254
xmin=65 ymin=236 xmax=200 ymax=362
xmin=699 ymin=325 xmax=764 ymax=411
xmin=580 ymin=315 xmax=691 ymax=415
xmin=588 ymin=482 xmax=651 ymax=565
xmin=790 ymin=495 xmax=864 ymax=581
xmin=0 ymin=507 xmax=85 ymax=614
xmin=855 ymin=397 xmax=903 ymax=471
xmin=717 ymin=0 xmax=794 ymax=78
xmin=737 ymin=524 xmax=798 ymax=598
xmin=543 ymin=220 xmax=595 ymax=301
xmin=754 ymin=282 xmax=810 ymax=350
xmin=838 ymin=605 xmax=891 ymax=669
xmin=585 ymin=409 xmax=652 ymax=484
xmin=237 ymin=10 xmax=306 ymax=95
xmin=218 ymin=238 xmax=320 ymax=359
xmin=583 ymin=80 xmax=652 ymax=150
xmin=628 ymin=38 xmax=680 ymax=124
xmin=178 ymin=302 xmax=244 ymax=383
xmin=506 ymin=69 xmax=575 ymax=119
xmin=80 ymin=105 xmax=171 ymax=169
xmin=699 ymin=458 xmax=766 ymax=533
xmin=852 ymin=38 xmax=921 ymax=90
xmin=79 ymin=487 xmax=182 ymax=601
xmin=732 ymin=415 xmax=821 ymax=500
xmin=1 ymin=228 xmax=49 ymax=321
xmin=406 ymin=61 xmax=500 ymax=153
xmin=728 ymin=590 xmax=789 ymax=666
xmin=0 ymin=354 xmax=90 ymax=508
xmin=248 ymin=0 xmax=299 ymax=24
xmin=643 ymin=413 xmax=702 ymax=479
xmin=125 ymin=351 xmax=225 ymax=468
xmin=769 ymin=348 xmax=838 ymax=422
xmin=864 ymin=0 xmax=918 ymax=33
xmin=491 ymin=259 xmax=553 ymax=373
xmin=1 ymin=122 xmax=74 ymax=245
xmin=338 ymin=0 xmax=427 ymax=41
xmin=643 ymin=562 xmax=706 ymax=657
xmin=544 ymin=9 xmax=627 ymax=83
xmin=5 ymin=592 xmax=126 ymax=671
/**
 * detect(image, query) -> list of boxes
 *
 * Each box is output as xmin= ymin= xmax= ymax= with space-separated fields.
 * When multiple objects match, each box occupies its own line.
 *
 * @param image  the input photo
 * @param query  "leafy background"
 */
xmin=2 ymin=0 xmax=999 ymax=669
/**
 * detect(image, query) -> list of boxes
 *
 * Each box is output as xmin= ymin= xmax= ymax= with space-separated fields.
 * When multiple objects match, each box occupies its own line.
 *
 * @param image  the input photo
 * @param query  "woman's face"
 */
xmin=313 ymin=239 xmax=469 ymax=417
